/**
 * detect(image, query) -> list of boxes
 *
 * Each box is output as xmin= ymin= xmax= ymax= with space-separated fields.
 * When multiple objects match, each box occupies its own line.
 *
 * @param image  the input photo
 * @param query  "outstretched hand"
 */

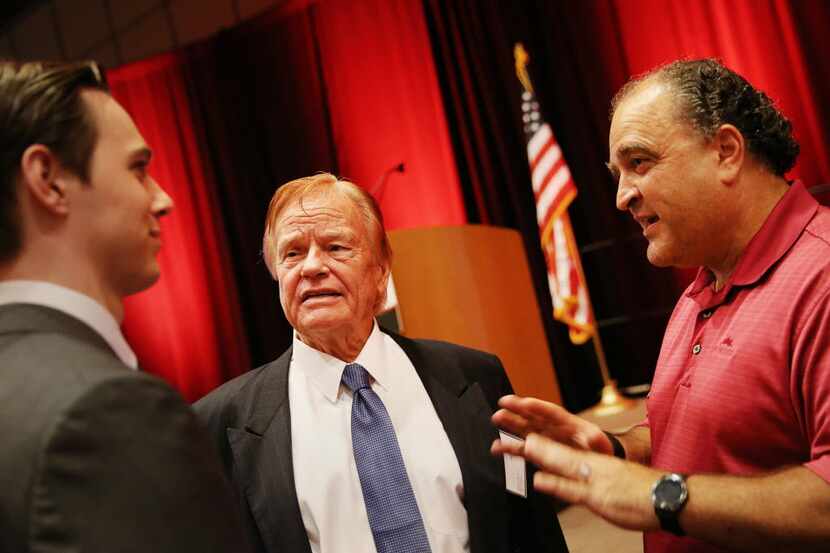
xmin=491 ymin=394 xmax=663 ymax=531
xmin=494 ymin=431 xmax=662 ymax=531
xmin=491 ymin=394 xmax=613 ymax=455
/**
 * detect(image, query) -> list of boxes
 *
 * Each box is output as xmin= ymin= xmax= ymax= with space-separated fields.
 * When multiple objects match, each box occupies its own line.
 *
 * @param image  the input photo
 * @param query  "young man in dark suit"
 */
xmin=0 ymin=61 xmax=249 ymax=553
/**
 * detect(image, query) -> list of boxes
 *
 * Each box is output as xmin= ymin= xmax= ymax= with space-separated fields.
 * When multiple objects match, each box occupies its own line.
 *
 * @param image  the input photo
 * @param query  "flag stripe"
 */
xmin=527 ymin=123 xmax=553 ymax=160
xmin=530 ymin=136 xmax=556 ymax=171
xmin=536 ymin=165 xmax=572 ymax=224
xmin=532 ymin=145 xmax=564 ymax=196
xmin=539 ymin=186 xmax=576 ymax=237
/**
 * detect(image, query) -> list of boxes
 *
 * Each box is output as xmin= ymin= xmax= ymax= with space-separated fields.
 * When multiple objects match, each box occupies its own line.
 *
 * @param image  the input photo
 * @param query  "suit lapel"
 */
xmin=389 ymin=334 xmax=508 ymax=553
xmin=228 ymin=348 xmax=312 ymax=553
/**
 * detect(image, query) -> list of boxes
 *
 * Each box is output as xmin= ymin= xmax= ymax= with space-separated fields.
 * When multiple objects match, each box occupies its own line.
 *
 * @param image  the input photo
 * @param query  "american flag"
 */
xmin=521 ymin=89 xmax=594 ymax=345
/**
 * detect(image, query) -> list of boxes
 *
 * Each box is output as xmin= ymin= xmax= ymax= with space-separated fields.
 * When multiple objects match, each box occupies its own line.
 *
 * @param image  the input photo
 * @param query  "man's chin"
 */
xmin=645 ymin=244 xmax=676 ymax=268
xmin=295 ymin=314 xmax=373 ymax=341
xmin=122 ymin=268 xmax=161 ymax=297
xmin=296 ymin=313 xmax=348 ymax=334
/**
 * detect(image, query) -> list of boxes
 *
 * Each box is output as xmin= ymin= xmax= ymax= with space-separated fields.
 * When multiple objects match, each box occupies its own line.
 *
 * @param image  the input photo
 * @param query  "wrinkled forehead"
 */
xmin=275 ymin=191 xmax=366 ymax=238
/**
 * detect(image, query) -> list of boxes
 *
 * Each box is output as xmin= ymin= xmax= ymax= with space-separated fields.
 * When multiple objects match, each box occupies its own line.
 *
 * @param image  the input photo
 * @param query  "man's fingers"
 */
xmin=533 ymin=471 xmax=589 ymax=504
xmin=495 ymin=395 xmax=603 ymax=451
xmin=521 ymin=396 xmax=570 ymax=420
xmin=498 ymin=395 xmax=568 ymax=425
xmin=491 ymin=408 xmax=531 ymax=437
xmin=490 ymin=437 xmax=525 ymax=457
xmin=494 ymin=400 xmax=573 ymax=441
xmin=523 ymin=433 xmax=591 ymax=478
xmin=497 ymin=394 xmax=521 ymax=408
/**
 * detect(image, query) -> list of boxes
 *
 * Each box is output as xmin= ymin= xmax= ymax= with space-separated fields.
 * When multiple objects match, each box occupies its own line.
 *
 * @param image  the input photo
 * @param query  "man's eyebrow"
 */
xmin=276 ymin=231 xmax=301 ymax=246
xmin=615 ymin=142 xmax=657 ymax=160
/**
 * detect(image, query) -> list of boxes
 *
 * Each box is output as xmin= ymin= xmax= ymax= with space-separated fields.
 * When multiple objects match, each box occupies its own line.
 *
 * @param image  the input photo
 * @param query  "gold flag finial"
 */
xmin=514 ymin=43 xmax=534 ymax=94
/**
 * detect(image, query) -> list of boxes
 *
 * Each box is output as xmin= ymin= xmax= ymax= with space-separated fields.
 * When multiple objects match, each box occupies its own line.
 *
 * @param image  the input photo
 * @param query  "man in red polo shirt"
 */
xmin=492 ymin=59 xmax=830 ymax=553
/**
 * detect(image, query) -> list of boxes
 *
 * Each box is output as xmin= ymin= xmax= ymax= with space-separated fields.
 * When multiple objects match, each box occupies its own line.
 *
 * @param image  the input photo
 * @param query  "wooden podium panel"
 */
xmin=388 ymin=225 xmax=562 ymax=405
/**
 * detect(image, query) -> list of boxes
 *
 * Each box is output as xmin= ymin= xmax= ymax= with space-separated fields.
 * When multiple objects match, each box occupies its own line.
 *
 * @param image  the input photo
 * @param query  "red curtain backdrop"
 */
xmin=107 ymin=54 xmax=250 ymax=401
xmin=313 ymin=0 xmax=466 ymax=229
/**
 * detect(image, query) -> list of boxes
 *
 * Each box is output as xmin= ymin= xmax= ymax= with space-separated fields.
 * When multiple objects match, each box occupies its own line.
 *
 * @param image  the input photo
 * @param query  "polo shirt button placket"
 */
xmin=692 ymin=343 xmax=702 ymax=355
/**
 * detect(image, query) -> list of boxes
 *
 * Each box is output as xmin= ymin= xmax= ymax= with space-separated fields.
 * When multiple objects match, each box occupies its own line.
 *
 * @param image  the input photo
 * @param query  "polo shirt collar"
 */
xmin=688 ymin=180 xmax=817 ymax=303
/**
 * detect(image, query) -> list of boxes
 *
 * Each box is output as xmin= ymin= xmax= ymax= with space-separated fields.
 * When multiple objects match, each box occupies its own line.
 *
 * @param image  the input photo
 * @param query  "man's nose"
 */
xmin=151 ymin=178 xmax=174 ymax=217
xmin=300 ymin=246 xmax=328 ymax=277
xmin=616 ymin=176 xmax=641 ymax=212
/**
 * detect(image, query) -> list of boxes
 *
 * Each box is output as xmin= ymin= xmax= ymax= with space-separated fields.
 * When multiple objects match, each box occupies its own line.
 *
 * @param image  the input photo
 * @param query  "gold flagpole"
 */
xmin=514 ymin=43 xmax=634 ymax=416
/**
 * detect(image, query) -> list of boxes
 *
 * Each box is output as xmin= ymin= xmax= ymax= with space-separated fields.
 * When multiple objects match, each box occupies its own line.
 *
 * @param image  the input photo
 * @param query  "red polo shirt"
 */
xmin=644 ymin=181 xmax=830 ymax=553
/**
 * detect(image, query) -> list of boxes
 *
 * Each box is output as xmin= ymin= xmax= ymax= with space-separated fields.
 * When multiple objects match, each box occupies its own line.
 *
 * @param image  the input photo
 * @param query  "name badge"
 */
xmin=499 ymin=430 xmax=527 ymax=498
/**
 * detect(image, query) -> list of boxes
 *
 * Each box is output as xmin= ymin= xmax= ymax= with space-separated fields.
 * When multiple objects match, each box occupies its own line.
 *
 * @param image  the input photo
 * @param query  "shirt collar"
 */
xmin=292 ymin=321 xmax=388 ymax=403
xmin=688 ymin=180 xmax=818 ymax=302
xmin=0 ymin=280 xmax=138 ymax=369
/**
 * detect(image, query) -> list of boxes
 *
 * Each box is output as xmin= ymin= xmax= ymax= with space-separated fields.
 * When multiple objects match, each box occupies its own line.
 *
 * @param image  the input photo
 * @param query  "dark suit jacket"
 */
xmin=194 ymin=331 xmax=569 ymax=553
xmin=0 ymin=304 xmax=250 ymax=553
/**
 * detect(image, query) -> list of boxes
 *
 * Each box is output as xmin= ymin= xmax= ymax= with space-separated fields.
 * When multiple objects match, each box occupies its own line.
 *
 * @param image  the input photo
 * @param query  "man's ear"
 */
xmin=713 ymin=124 xmax=745 ymax=185
xmin=19 ymin=144 xmax=70 ymax=215
xmin=374 ymin=260 xmax=392 ymax=313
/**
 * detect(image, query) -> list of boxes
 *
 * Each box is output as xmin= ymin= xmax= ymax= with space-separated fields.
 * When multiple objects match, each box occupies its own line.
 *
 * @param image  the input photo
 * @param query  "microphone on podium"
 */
xmin=370 ymin=162 xmax=406 ymax=333
xmin=370 ymin=162 xmax=406 ymax=200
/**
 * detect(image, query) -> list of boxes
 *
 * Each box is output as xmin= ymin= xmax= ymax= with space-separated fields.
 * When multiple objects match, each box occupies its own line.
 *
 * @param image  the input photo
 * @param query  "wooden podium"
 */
xmin=387 ymin=225 xmax=562 ymax=405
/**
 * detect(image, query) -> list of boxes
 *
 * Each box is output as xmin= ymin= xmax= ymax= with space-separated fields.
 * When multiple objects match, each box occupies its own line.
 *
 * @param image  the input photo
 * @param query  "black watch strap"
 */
xmin=604 ymin=431 xmax=626 ymax=459
xmin=655 ymin=509 xmax=686 ymax=536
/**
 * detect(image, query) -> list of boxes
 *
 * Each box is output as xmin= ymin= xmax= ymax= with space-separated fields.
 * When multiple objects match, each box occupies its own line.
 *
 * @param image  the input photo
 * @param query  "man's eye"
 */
xmin=631 ymin=158 xmax=650 ymax=172
xmin=330 ymin=244 xmax=346 ymax=252
xmin=132 ymin=164 xmax=149 ymax=179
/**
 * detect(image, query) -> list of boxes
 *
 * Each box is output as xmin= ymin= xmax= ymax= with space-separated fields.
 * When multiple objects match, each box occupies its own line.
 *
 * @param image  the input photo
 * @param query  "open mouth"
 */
xmin=301 ymin=290 xmax=341 ymax=302
xmin=638 ymin=215 xmax=659 ymax=232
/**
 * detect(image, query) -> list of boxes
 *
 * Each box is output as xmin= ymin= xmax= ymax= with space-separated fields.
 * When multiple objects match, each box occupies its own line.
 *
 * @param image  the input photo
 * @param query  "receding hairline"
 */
xmin=270 ymin=180 xmax=377 ymax=235
xmin=611 ymin=75 xmax=687 ymax=124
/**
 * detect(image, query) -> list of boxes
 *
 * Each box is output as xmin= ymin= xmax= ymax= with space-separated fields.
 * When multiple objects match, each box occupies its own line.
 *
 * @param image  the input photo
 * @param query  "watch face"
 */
xmin=653 ymin=474 xmax=688 ymax=512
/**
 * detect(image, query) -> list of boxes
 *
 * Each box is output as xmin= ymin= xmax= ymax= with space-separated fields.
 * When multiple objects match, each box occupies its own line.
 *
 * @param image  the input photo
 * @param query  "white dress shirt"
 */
xmin=289 ymin=323 xmax=470 ymax=553
xmin=0 ymin=280 xmax=138 ymax=369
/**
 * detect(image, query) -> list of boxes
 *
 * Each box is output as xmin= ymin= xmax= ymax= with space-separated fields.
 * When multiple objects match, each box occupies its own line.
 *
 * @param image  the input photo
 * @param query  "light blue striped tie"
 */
xmin=341 ymin=363 xmax=432 ymax=553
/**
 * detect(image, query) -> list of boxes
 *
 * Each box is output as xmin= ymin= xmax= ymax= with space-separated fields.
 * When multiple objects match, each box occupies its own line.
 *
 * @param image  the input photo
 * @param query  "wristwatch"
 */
xmin=651 ymin=473 xmax=689 ymax=536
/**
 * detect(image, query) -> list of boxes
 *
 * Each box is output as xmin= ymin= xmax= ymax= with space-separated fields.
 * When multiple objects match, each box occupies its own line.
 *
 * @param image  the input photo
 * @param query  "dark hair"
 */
xmin=0 ymin=60 xmax=108 ymax=261
xmin=611 ymin=58 xmax=799 ymax=177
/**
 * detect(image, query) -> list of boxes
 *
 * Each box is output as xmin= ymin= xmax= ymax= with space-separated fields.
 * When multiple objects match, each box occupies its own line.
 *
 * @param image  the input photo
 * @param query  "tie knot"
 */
xmin=342 ymin=363 xmax=371 ymax=392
